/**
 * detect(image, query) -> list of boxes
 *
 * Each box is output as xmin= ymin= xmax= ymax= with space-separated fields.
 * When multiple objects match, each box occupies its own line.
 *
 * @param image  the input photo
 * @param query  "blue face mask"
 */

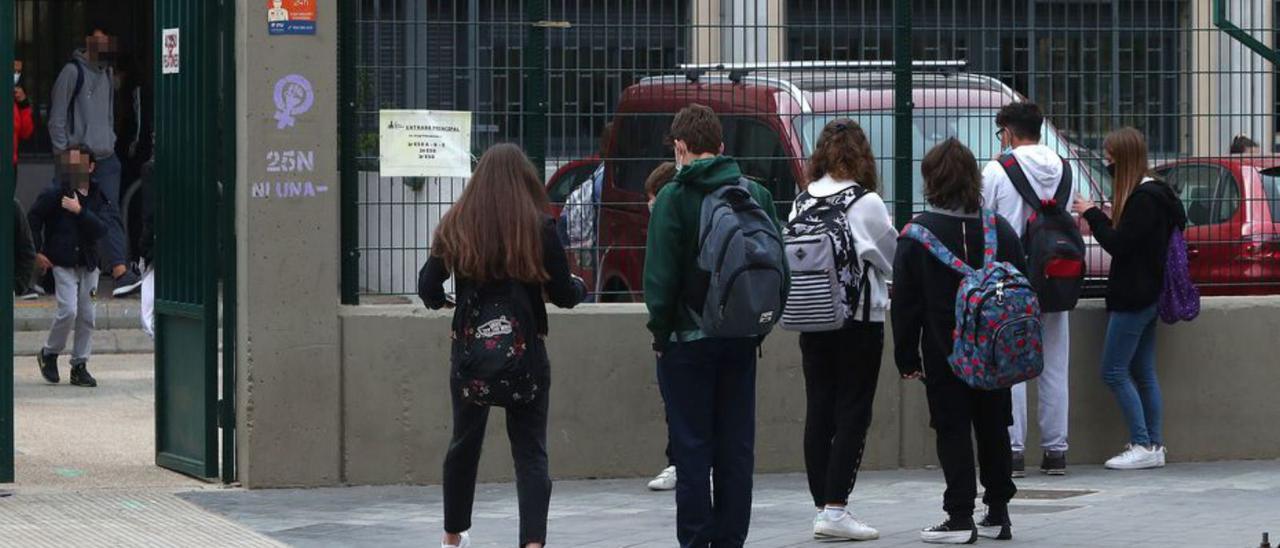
xmin=1001 ymin=146 xmax=1014 ymax=157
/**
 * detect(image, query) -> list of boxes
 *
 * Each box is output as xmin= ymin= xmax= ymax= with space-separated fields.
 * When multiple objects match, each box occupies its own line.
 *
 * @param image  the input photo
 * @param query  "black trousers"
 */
xmin=443 ymin=345 xmax=551 ymax=546
xmin=923 ymin=373 xmax=1017 ymax=519
xmin=658 ymin=337 xmax=758 ymax=548
xmin=800 ymin=322 xmax=884 ymax=508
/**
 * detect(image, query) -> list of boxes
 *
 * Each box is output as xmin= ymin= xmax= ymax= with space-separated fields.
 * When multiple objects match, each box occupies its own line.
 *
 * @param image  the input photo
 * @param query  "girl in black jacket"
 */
xmin=418 ymin=144 xmax=585 ymax=548
xmin=893 ymin=139 xmax=1024 ymax=544
xmin=1072 ymin=128 xmax=1186 ymax=471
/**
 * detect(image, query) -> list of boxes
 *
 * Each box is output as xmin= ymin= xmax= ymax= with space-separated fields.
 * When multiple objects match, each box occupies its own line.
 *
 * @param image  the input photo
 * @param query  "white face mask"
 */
xmin=12 ymin=73 xmax=19 ymax=86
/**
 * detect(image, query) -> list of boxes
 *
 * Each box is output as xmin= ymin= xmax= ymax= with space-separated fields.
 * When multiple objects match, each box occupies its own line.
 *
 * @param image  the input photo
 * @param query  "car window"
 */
xmin=610 ymin=113 xmax=674 ymax=195
xmin=729 ymin=117 xmax=797 ymax=217
xmin=1162 ymin=165 xmax=1236 ymax=226
xmin=549 ymin=163 xmax=599 ymax=204
xmin=1259 ymin=168 xmax=1280 ymax=222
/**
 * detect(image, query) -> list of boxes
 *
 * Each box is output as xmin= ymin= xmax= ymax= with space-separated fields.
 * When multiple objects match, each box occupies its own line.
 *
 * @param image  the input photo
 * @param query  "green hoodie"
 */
xmin=643 ymin=156 xmax=785 ymax=348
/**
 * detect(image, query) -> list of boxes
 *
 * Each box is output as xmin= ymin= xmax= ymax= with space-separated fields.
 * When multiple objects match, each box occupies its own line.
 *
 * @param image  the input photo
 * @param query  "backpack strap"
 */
xmin=1000 ymin=154 xmax=1073 ymax=212
xmin=66 ymin=61 xmax=85 ymax=132
xmin=794 ymin=184 xmax=868 ymax=223
xmin=981 ymin=209 xmax=1000 ymax=268
xmin=901 ymin=222 xmax=974 ymax=276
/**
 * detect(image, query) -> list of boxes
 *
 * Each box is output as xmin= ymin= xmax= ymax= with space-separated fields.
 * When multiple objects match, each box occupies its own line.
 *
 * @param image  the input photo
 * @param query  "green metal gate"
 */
xmin=0 ymin=0 xmax=15 ymax=484
xmin=153 ymin=0 xmax=236 ymax=481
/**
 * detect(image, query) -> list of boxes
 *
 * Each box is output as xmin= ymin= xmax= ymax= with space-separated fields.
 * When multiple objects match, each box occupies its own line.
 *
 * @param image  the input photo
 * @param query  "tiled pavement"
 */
xmin=179 ymin=460 xmax=1280 ymax=547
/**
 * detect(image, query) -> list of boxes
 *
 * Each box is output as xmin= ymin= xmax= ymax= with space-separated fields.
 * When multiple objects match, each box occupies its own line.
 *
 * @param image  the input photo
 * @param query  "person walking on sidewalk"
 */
xmin=645 ymin=104 xmax=787 ymax=548
xmin=782 ymin=119 xmax=896 ymax=541
xmin=981 ymin=102 xmax=1081 ymax=477
xmin=29 ymin=146 xmax=109 ymax=388
xmin=893 ymin=140 xmax=1023 ymax=544
xmin=1071 ymin=128 xmax=1185 ymax=471
xmin=642 ymin=161 xmax=680 ymax=492
xmin=48 ymin=24 xmax=143 ymax=298
xmin=419 ymin=144 xmax=587 ymax=548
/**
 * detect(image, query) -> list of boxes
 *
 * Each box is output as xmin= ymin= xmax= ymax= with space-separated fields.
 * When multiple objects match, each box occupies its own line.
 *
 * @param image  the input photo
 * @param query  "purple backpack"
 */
xmin=902 ymin=211 xmax=1045 ymax=390
xmin=1158 ymin=228 xmax=1200 ymax=324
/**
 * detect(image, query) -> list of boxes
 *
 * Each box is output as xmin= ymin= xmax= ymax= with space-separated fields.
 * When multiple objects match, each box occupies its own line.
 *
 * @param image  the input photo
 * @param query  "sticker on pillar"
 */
xmin=161 ymin=29 xmax=179 ymax=75
xmin=268 ymin=0 xmax=316 ymax=36
xmin=273 ymin=74 xmax=314 ymax=130
xmin=379 ymin=110 xmax=474 ymax=179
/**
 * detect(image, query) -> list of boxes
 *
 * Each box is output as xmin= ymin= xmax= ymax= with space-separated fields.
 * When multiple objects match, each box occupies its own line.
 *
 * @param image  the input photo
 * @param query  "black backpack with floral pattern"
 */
xmin=451 ymin=280 xmax=540 ymax=407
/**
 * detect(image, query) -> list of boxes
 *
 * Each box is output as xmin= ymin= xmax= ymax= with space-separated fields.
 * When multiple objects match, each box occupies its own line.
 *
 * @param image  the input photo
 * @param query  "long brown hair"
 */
xmin=1104 ymin=127 xmax=1151 ymax=227
xmin=431 ymin=143 xmax=550 ymax=283
xmin=806 ymin=118 xmax=879 ymax=192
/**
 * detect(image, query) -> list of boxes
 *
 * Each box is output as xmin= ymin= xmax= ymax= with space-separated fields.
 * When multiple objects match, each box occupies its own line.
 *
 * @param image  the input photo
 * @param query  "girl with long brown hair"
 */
xmin=1071 ymin=128 xmax=1187 ymax=471
xmin=785 ymin=118 xmax=897 ymax=541
xmin=419 ymin=143 xmax=586 ymax=548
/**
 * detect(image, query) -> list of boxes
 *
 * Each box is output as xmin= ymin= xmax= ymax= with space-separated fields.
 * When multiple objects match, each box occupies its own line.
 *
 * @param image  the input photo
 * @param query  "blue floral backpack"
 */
xmin=902 ymin=211 xmax=1045 ymax=390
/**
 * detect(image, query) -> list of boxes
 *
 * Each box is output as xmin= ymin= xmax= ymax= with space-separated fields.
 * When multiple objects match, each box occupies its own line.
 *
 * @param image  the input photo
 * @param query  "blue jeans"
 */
xmin=46 ymin=154 xmax=127 ymax=270
xmin=1100 ymin=304 xmax=1163 ymax=446
xmin=657 ymin=337 xmax=757 ymax=548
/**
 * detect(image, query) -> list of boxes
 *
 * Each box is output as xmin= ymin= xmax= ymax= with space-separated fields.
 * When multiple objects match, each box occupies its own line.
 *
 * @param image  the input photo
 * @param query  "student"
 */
xmin=893 ymin=139 xmax=1023 ymax=544
xmin=1229 ymin=134 xmax=1259 ymax=156
xmin=29 ymin=146 xmax=110 ymax=388
xmin=419 ymin=144 xmax=587 ymax=548
xmin=644 ymin=104 xmax=785 ymax=548
xmin=642 ymin=161 xmax=680 ymax=492
xmin=981 ymin=102 xmax=1077 ymax=476
xmin=785 ymin=119 xmax=895 ymax=541
xmin=1071 ymin=128 xmax=1185 ymax=471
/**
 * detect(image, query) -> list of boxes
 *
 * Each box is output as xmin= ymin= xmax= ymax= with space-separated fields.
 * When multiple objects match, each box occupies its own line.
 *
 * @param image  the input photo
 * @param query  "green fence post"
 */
xmin=1213 ymin=0 xmax=1280 ymax=65
xmin=892 ymin=0 xmax=914 ymax=230
xmin=0 ymin=0 xmax=13 ymax=485
xmin=523 ymin=0 xmax=549 ymax=182
xmin=339 ymin=0 xmax=360 ymax=304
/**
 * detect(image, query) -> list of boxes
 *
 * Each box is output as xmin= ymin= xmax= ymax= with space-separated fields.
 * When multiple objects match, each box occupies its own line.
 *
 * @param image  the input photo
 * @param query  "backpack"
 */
xmin=450 ymin=281 xmax=541 ymax=407
xmin=687 ymin=178 xmax=787 ymax=338
xmin=902 ymin=211 xmax=1045 ymax=390
xmin=1158 ymin=227 xmax=1200 ymax=324
xmin=999 ymin=154 xmax=1086 ymax=312
xmin=781 ymin=186 xmax=872 ymax=332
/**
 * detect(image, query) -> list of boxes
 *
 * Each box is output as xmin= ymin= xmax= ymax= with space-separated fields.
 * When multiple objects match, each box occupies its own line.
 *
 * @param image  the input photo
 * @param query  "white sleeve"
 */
xmin=846 ymin=193 xmax=897 ymax=278
xmin=981 ymin=161 xmax=1019 ymax=224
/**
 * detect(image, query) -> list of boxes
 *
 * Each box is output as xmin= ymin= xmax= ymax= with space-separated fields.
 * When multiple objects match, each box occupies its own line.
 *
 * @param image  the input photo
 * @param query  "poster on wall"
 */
xmin=379 ymin=110 xmax=474 ymax=179
xmin=161 ymin=28 xmax=180 ymax=74
xmin=267 ymin=0 xmax=316 ymax=36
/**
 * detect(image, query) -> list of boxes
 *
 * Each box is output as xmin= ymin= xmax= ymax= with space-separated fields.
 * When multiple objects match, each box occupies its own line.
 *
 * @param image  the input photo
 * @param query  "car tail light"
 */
xmin=1241 ymin=234 xmax=1280 ymax=262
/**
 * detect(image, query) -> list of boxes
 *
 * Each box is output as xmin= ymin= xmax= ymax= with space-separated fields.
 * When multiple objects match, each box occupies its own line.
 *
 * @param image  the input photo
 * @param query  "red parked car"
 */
xmin=548 ymin=63 xmax=1113 ymax=301
xmin=1152 ymin=156 xmax=1280 ymax=295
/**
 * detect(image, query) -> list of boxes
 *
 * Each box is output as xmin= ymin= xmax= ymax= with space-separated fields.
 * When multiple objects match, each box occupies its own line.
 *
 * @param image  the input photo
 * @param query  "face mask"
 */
xmin=1001 ymin=146 xmax=1014 ymax=157
xmin=12 ymin=73 xmax=18 ymax=86
xmin=1105 ymin=161 xmax=1117 ymax=178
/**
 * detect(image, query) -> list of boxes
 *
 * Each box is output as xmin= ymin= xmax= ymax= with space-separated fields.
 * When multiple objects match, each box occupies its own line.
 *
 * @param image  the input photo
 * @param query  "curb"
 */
xmin=14 ymin=329 xmax=154 ymax=356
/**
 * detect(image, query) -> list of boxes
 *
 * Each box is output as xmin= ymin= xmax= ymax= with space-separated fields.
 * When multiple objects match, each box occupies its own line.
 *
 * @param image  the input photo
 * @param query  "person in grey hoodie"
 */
xmin=980 ymin=102 xmax=1074 ymax=477
xmin=48 ymin=24 xmax=142 ymax=297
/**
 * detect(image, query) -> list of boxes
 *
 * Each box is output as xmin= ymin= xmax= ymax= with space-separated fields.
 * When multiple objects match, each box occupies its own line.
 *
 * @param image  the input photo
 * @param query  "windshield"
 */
xmin=798 ymin=109 xmax=1112 ymax=208
xmin=1260 ymin=168 xmax=1280 ymax=222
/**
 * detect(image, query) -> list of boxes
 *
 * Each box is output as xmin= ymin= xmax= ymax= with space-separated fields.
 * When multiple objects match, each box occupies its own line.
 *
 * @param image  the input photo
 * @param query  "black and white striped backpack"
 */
xmin=781 ymin=185 xmax=872 ymax=332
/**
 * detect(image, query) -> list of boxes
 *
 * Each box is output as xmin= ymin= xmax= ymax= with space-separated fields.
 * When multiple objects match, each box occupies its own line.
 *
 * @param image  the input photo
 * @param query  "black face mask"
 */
xmin=1105 ymin=161 xmax=1117 ymax=178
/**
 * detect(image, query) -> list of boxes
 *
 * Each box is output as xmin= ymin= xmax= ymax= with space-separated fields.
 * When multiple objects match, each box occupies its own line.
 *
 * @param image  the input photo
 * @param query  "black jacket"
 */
xmin=891 ymin=211 xmax=1027 ymax=382
xmin=418 ymin=217 xmax=586 ymax=336
xmin=28 ymin=183 xmax=109 ymax=269
xmin=1083 ymin=179 xmax=1186 ymax=312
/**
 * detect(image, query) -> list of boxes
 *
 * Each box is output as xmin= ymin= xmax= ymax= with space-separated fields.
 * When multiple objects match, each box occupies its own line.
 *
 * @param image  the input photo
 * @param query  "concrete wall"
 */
xmin=333 ymin=297 xmax=1280 ymax=487
xmin=235 ymin=0 xmax=343 ymax=487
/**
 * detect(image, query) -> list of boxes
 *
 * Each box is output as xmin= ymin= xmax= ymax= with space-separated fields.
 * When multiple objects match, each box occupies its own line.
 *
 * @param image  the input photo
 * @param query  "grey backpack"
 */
xmin=781 ymin=186 xmax=871 ymax=332
xmin=687 ymin=178 xmax=787 ymax=338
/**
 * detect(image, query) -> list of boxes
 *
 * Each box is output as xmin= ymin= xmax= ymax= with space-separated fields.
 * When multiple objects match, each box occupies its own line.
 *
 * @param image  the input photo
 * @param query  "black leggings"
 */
xmin=800 ymin=322 xmax=884 ymax=508
xmin=443 ymin=350 xmax=551 ymax=546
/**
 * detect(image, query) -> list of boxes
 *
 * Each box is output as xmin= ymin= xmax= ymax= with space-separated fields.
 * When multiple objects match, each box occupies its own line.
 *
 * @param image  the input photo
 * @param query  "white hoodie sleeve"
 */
xmin=981 ymin=160 xmax=1018 ymax=226
xmin=846 ymin=192 xmax=897 ymax=277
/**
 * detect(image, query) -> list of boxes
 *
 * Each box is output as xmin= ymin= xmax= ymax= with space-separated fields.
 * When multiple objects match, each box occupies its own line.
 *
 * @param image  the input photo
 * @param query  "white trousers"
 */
xmin=1010 ymin=311 xmax=1070 ymax=453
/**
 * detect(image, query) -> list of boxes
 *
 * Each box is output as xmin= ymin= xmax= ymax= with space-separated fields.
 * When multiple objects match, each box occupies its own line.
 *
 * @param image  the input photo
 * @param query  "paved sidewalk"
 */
xmin=183 ymin=460 xmax=1280 ymax=547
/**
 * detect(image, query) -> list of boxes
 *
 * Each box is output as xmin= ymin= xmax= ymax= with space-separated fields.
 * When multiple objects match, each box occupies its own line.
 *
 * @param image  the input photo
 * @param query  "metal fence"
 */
xmin=340 ymin=0 xmax=1280 ymax=302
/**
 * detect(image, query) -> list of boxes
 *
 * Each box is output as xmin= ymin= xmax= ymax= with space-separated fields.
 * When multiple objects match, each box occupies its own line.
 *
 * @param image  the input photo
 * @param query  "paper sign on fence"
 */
xmin=379 ymin=110 xmax=473 ymax=179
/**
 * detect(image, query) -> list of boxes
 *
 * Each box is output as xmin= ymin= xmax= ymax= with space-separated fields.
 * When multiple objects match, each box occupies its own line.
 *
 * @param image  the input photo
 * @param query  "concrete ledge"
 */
xmin=14 ymin=328 xmax=154 ymax=356
xmin=335 ymin=297 xmax=1280 ymax=487
xmin=14 ymin=299 xmax=144 ymax=332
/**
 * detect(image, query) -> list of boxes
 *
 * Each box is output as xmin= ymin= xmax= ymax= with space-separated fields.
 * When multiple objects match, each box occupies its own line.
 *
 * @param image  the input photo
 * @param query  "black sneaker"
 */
xmin=921 ymin=516 xmax=977 ymax=544
xmin=37 ymin=351 xmax=59 ymax=383
xmin=977 ymin=511 xmax=1013 ymax=540
xmin=1011 ymin=451 xmax=1025 ymax=478
xmin=69 ymin=363 xmax=97 ymax=387
xmin=1041 ymin=450 xmax=1067 ymax=476
xmin=112 ymin=265 xmax=144 ymax=298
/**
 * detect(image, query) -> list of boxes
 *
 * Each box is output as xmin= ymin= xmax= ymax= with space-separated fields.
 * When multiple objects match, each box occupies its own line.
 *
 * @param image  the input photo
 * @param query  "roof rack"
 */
xmin=677 ymin=60 xmax=967 ymax=75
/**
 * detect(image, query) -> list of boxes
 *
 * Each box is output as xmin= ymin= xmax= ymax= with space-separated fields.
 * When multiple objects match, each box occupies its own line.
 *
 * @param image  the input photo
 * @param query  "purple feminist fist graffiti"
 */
xmin=273 ymin=74 xmax=314 ymax=130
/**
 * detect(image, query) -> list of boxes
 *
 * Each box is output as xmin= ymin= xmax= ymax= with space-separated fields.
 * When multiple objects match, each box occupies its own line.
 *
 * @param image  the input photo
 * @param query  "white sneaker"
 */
xmin=1104 ymin=444 xmax=1163 ymax=470
xmin=442 ymin=532 xmax=470 ymax=548
xmin=1156 ymin=445 xmax=1168 ymax=467
xmin=647 ymin=466 xmax=677 ymax=491
xmin=814 ymin=508 xmax=880 ymax=541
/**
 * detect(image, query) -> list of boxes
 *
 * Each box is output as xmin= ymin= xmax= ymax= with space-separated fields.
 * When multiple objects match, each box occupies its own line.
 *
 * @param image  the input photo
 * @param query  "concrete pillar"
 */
xmin=691 ymin=0 xmax=785 ymax=65
xmin=1189 ymin=0 xmax=1274 ymax=156
xmin=235 ymin=0 xmax=342 ymax=487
